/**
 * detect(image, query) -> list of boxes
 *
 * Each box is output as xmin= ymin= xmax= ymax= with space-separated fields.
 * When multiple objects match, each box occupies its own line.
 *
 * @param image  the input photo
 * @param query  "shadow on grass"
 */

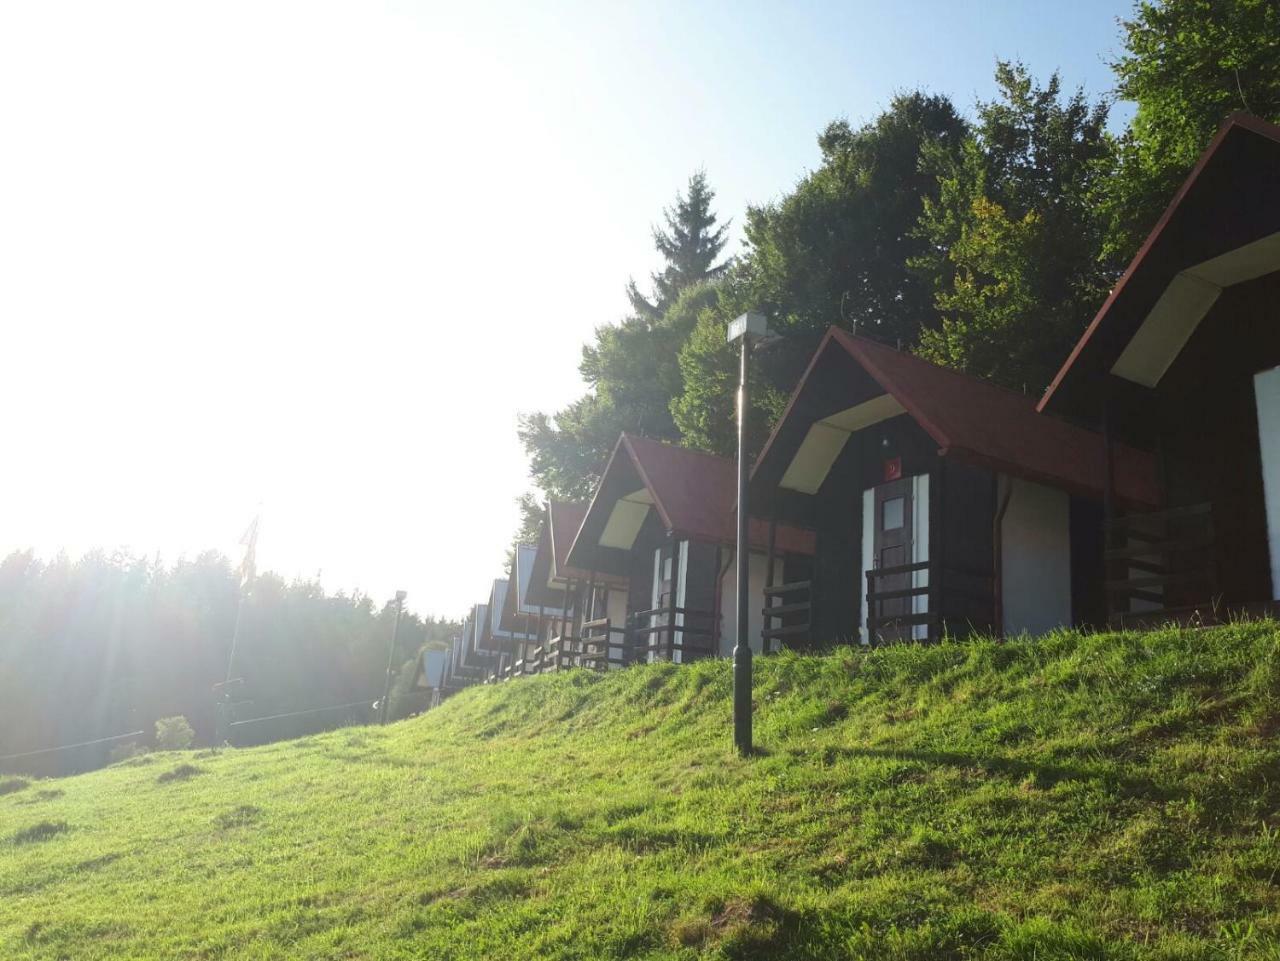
xmin=156 ymin=764 xmax=203 ymax=784
xmin=825 ymin=745 xmax=1176 ymax=799
xmin=10 ymin=821 xmax=68 ymax=845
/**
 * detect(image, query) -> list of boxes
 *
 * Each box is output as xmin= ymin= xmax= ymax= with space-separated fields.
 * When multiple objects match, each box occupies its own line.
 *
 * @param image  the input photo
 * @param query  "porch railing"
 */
xmin=866 ymin=561 xmax=935 ymax=641
xmin=628 ymin=606 xmax=719 ymax=662
xmin=540 ymin=634 xmax=576 ymax=673
xmin=761 ymin=580 xmax=812 ymax=651
xmin=1105 ymin=502 xmax=1217 ymax=626
xmin=577 ymin=617 xmax=631 ymax=670
xmin=865 ymin=561 xmax=993 ymax=643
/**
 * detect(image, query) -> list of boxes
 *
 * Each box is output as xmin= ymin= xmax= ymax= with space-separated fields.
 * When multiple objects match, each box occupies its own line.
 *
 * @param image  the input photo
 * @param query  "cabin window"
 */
xmin=882 ymin=496 xmax=905 ymax=531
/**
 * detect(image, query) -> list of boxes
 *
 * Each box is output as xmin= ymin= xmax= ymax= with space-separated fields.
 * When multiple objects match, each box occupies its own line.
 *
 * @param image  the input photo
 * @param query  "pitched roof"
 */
xmin=569 ymin=434 xmax=816 ymax=568
xmin=548 ymin=500 xmax=593 ymax=580
xmin=754 ymin=327 xmax=1160 ymax=507
xmin=1039 ymin=112 xmax=1280 ymax=416
xmin=498 ymin=544 xmax=539 ymax=633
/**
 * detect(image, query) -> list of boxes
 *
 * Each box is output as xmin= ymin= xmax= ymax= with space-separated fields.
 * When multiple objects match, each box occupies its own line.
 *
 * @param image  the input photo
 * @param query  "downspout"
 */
xmin=992 ymin=475 xmax=1014 ymax=638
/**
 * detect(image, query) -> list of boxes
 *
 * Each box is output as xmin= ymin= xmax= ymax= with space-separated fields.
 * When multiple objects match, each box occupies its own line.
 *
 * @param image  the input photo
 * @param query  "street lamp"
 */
xmin=727 ymin=311 xmax=771 ymax=756
xmin=379 ymin=590 xmax=408 ymax=725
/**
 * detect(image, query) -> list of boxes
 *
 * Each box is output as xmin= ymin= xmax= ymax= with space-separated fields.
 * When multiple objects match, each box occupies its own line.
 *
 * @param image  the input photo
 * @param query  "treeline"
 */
xmin=516 ymin=0 xmax=1280 ymax=535
xmin=0 ymin=549 xmax=458 ymax=772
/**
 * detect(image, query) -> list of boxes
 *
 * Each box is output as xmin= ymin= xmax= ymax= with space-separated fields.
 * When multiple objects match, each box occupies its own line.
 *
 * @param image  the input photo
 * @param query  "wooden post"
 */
xmin=763 ymin=513 xmax=777 ymax=654
xmin=1102 ymin=391 xmax=1118 ymax=623
xmin=560 ymin=577 xmax=574 ymax=669
xmin=865 ymin=569 xmax=877 ymax=644
xmin=668 ymin=541 xmax=680 ymax=662
xmin=932 ymin=461 xmax=945 ymax=642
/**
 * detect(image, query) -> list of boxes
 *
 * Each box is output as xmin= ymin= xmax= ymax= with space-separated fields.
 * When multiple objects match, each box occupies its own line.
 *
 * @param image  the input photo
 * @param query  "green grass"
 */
xmin=3 ymin=623 xmax=1280 ymax=960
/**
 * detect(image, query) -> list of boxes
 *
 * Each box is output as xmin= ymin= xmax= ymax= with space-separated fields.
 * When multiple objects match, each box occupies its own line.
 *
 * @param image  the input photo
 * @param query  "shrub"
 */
xmin=109 ymin=741 xmax=148 ymax=765
xmin=154 ymin=716 xmax=195 ymax=751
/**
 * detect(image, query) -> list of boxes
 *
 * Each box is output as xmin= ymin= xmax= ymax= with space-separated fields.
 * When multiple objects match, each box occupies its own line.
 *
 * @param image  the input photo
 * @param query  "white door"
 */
xmin=1254 ymin=366 xmax=1280 ymax=599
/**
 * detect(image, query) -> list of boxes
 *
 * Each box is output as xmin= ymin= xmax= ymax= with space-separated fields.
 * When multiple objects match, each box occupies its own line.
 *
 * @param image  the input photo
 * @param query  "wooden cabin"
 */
xmin=496 ymin=545 xmax=546 ymax=676
xmin=461 ymin=602 xmax=499 ymax=680
xmin=567 ymin=434 xmax=815 ymax=661
xmin=410 ymin=647 xmax=448 ymax=707
xmin=1039 ymin=113 xmax=1280 ymax=624
xmin=440 ymin=609 xmax=483 ymax=691
xmin=523 ymin=500 xmax=630 ymax=670
xmin=480 ymin=577 xmax=536 ymax=681
xmin=749 ymin=329 xmax=1160 ymax=643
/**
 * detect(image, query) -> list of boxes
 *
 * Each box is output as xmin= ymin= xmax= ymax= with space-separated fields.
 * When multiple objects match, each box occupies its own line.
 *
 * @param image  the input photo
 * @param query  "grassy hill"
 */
xmin=3 ymin=623 xmax=1280 ymax=960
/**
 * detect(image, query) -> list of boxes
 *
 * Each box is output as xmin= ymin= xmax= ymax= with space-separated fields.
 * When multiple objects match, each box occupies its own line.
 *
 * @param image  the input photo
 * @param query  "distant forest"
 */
xmin=0 ymin=550 xmax=458 ymax=772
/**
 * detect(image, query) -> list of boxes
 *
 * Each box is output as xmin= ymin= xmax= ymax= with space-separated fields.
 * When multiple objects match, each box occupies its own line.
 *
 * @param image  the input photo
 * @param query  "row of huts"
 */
xmin=417 ymin=113 xmax=1280 ymax=697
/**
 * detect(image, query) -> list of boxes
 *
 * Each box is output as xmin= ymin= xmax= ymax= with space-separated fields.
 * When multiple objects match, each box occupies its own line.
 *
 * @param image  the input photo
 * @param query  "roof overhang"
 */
xmin=778 ymin=394 xmax=907 ymax=494
xmin=1040 ymin=114 xmax=1280 ymax=418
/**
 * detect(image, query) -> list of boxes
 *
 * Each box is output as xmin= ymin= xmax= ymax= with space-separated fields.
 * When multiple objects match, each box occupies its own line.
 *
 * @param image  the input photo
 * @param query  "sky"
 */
xmin=0 ymin=0 xmax=1136 ymax=619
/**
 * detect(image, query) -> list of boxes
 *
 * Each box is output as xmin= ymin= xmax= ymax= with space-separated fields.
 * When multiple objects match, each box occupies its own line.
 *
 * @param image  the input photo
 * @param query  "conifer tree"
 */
xmin=626 ymin=170 xmax=730 ymax=319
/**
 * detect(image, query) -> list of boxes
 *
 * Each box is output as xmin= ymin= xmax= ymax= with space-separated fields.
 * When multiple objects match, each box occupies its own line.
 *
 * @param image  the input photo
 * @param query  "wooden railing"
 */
xmin=761 ymin=579 xmax=811 ymax=651
xmin=866 ymin=561 xmax=935 ymax=641
xmin=628 ymin=606 xmax=719 ymax=662
xmin=864 ymin=561 xmax=993 ymax=643
xmin=539 ymin=634 xmax=576 ymax=673
xmin=577 ymin=617 xmax=631 ymax=671
xmin=1105 ymin=502 xmax=1217 ymax=626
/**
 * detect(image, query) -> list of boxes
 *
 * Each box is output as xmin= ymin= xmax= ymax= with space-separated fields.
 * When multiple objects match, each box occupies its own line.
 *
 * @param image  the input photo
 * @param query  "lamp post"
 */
xmin=379 ymin=590 xmax=408 ymax=725
xmin=727 ymin=311 xmax=770 ymax=756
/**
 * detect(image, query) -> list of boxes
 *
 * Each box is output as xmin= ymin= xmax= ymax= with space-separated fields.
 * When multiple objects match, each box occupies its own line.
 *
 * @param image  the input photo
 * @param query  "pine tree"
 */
xmin=626 ymin=170 xmax=731 ymax=319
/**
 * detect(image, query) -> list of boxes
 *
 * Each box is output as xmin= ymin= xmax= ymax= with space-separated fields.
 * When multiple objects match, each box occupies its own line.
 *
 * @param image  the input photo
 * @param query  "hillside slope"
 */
xmin=3 ymin=624 xmax=1280 ymax=960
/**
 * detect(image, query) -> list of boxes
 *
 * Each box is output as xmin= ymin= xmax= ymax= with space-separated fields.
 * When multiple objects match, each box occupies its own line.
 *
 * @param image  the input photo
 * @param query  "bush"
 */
xmin=154 ymin=716 xmax=195 ymax=751
xmin=109 ymin=741 xmax=148 ymax=765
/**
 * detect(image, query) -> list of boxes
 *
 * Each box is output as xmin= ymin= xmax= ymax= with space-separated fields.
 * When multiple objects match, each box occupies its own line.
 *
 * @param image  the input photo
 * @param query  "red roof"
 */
xmin=616 ymin=434 xmax=816 ymax=553
xmin=1039 ymin=112 xmax=1280 ymax=415
xmin=548 ymin=500 xmax=589 ymax=576
xmin=756 ymin=328 xmax=1161 ymax=507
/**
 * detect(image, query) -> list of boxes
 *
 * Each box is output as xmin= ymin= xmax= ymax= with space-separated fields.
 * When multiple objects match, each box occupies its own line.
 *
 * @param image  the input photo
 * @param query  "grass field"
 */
xmin=3 ymin=623 xmax=1280 ymax=960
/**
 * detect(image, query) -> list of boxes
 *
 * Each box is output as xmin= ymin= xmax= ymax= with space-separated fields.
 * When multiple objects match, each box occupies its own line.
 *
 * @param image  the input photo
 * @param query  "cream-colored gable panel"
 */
xmin=1112 ymin=232 xmax=1280 ymax=388
xmin=1111 ymin=272 xmax=1222 ymax=388
xmin=779 ymin=394 xmax=905 ymax=494
xmin=598 ymin=488 xmax=653 ymax=550
xmin=1192 ymin=230 xmax=1280 ymax=287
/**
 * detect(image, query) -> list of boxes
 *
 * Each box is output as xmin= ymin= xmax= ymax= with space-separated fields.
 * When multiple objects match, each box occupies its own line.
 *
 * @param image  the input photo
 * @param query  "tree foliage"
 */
xmin=671 ymin=93 xmax=968 ymax=456
xmin=521 ymin=177 xmax=731 ymax=500
xmin=914 ymin=63 xmax=1118 ymax=390
xmin=626 ymin=170 xmax=730 ymax=319
xmin=0 ymin=549 xmax=459 ymax=771
xmin=1104 ymin=0 xmax=1280 ymax=258
xmin=737 ymin=92 xmax=968 ymax=341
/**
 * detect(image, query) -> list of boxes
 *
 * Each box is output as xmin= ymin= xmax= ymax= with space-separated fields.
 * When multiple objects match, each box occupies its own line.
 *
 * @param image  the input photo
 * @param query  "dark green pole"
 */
xmin=734 ymin=333 xmax=753 ymax=756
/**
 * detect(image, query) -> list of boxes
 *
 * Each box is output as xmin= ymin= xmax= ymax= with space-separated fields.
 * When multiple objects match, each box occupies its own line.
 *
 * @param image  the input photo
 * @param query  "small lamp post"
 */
xmin=727 ymin=311 xmax=771 ymax=756
xmin=379 ymin=590 xmax=408 ymax=725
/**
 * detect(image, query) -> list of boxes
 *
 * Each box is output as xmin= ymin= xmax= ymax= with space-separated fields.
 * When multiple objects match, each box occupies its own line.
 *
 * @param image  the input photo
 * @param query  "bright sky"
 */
xmin=0 ymin=0 xmax=1134 ymax=618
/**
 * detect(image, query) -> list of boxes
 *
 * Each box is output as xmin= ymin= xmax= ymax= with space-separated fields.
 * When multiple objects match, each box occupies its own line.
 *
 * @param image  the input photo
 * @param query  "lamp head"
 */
xmin=727 ymin=311 xmax=771 ymax=344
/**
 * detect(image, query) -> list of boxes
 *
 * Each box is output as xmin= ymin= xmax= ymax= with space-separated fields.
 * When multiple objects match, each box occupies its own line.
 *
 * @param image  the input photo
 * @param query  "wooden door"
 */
xmin=871 ymin=477 xmax=913 ymax=641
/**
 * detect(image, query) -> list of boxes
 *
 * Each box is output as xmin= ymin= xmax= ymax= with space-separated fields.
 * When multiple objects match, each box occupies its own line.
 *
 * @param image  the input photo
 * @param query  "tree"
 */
xmin=626 ymin=170 xmax=730 ymax=319
xmin=735 ymin=92 xmax=968 ymax=341
xmin=0 ymin=548 xmax=460 ymax=771
xmin=521 ymin=177 xmax=730 ymax=500
xmin=914 ymin=63 xmax=1118 ymax=390
xmin=671 ymin=93 xmax=966 ymax=455
xmin=1104 ymin=0 xmax=1280 ymax=259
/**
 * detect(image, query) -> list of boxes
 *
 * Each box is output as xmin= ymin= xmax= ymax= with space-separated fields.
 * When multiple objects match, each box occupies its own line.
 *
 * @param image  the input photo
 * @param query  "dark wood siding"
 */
xmin=1110 ymin=271 xmax=1280 ymax=606
xmin=1069 ymin=495 xmax=1106 ymax=628
xmin=937 ymin=460 xmax=996 ymax=637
